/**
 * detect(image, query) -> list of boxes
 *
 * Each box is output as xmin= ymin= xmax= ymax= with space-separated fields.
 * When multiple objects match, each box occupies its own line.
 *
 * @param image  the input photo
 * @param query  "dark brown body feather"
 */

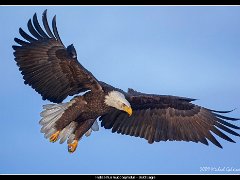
xmin=54 ymin=92 xmax=112 ymax=140
xmin=13 ymin=10 xmax=240 ymax=148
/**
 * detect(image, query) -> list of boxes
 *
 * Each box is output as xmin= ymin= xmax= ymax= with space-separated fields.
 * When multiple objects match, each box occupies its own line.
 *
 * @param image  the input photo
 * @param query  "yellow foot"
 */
xmin=49 ymin=131 xmax=60 ymax=143
xmin=68 ymin=140 xmax=78 ymax=153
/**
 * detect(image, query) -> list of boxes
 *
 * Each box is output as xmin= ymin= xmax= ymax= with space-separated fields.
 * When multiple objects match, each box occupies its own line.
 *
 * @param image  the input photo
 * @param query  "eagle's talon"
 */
xmin=49 ymin=131 xmax=60 ymax=142
xmin=68 ymin=140 xmax=78 ymax=153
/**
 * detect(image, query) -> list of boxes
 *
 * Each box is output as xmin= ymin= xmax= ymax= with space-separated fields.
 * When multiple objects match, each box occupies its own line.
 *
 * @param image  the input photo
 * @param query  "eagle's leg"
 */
xmin=49 ymin=131 xmax=60 ymax=142
xmin=68 ymin=119 xmax=96 ymax=153
xmin=68 ymin=140 xmax=78 ymax=153
xmin=40 ymin=97 xmax=87 ymax=144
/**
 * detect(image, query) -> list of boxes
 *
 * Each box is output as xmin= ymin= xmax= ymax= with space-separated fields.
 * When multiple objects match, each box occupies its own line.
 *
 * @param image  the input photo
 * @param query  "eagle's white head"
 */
xmin=104 ymin=91 xmax=132 ymax=116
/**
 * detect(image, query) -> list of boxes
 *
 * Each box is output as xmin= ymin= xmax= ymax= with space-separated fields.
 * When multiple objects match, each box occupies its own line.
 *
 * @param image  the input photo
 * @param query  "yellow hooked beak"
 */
xmin=123 ymin=105 xmax=132 ymax=116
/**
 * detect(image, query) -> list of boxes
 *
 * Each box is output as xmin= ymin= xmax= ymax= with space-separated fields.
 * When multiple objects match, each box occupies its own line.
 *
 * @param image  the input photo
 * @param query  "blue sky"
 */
xmin=0 ymin=6 xmax=240 ymax=174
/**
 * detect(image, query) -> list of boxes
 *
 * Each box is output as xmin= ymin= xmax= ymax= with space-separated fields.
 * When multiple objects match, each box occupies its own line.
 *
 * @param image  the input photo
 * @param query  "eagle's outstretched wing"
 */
xmin=100 ymin=88 xmax=240 ymax=148
xmin=13 ymin=10 xmax=102 ymax=103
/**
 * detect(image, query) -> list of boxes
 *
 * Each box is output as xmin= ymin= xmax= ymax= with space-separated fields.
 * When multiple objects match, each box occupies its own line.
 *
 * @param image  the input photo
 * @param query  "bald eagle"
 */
xmin=13 ymin=10 xmax=240 ymax=153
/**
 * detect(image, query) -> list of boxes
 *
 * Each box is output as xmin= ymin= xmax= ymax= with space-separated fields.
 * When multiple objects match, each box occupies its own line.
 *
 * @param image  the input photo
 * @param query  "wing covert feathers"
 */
xmin=100 ymin=90 xmax=240 ymax=148
xmin=13 ymin=10 xmax=102 ymax=103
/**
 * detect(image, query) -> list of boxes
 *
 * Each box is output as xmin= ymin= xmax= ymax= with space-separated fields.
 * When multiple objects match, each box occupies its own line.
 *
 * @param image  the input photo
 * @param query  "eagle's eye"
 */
xmin=121 ymin=103 xmax=127 ymax=109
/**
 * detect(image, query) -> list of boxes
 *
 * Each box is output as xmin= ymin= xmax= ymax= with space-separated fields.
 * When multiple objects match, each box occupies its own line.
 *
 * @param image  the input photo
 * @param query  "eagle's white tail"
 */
xmin=39 ymin=102 xmax=99 ymax=144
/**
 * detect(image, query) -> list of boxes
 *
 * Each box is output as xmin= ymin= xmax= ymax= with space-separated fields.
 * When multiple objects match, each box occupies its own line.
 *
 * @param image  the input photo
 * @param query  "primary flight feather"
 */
xmin=13 ymin=10 xmax=240 ymax=153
